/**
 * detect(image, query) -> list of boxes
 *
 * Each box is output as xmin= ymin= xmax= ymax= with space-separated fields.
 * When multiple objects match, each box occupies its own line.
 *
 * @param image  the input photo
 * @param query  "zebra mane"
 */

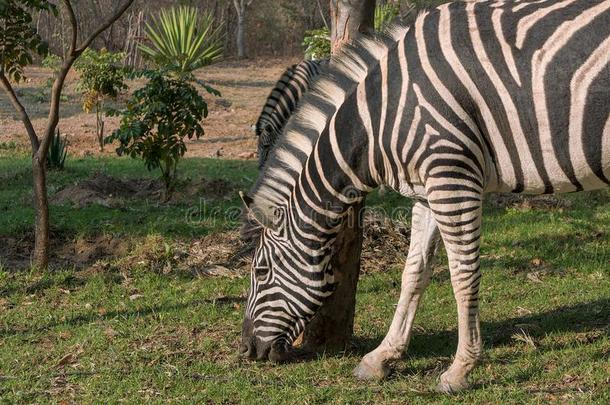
xmin=247 ymin=22 xmax=412 ymax=221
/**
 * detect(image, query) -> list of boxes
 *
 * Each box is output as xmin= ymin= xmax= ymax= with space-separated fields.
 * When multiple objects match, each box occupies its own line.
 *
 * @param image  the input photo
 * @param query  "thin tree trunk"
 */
xmin=233 ymin=0 xmax=254 ymax=59
xmin=1 ymin=0 xmax=135 ymax=269
xmin=302 ymin=0 xmax=375 ymax=352
xmin=32 ymin=155 xmax=50 ymax=268
xmin=236 ymin=13 xmax=246 ymax=58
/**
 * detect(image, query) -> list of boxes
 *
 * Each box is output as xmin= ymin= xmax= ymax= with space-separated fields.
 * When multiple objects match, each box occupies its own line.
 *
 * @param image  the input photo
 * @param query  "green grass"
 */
xmin=0 ymin=153 xmax=259 ymax=239
xmin=0 ymin=154 xmax=609 ymax=403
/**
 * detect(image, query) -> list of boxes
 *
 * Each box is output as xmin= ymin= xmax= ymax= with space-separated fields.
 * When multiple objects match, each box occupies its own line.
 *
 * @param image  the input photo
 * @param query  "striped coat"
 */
xmin=255 ymin=59 xmax=328 ymax=168
xmin=239 ymin=0 xmax=609 ymax=392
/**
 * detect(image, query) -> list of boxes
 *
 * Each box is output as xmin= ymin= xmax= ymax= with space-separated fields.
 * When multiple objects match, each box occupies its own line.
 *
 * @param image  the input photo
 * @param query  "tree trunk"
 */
xmin=301 ymin=0 xmax=375 ymax=352
xmin=330 ymin=0 xmax=376 ymax=53
xmin=32 ymin=154 xmax=50 ymax=269
xmin=236 ymin=13 xmax=246 ymax=58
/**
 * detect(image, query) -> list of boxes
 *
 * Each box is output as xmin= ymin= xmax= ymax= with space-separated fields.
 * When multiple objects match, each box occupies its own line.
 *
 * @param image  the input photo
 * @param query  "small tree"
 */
xmin=74 ymin=48 xmax=127 ymax=151
xmin=0 ymin=0 xmax=135 ymax=269
xmin=106 ymin=70 xmax=217 ymax=199
xmin=107 ymin=5 xmax=222 ymax=198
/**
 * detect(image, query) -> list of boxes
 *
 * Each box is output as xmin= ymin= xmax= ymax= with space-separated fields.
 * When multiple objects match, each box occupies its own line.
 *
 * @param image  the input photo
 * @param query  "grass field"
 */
xmin=1 ymin=150 xmax=609 ymax=403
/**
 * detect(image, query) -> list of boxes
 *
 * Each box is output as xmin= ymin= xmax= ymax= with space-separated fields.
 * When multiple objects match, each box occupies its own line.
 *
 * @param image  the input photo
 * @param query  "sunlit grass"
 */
xmin=0 ymin=155 xmax=608 ymax=402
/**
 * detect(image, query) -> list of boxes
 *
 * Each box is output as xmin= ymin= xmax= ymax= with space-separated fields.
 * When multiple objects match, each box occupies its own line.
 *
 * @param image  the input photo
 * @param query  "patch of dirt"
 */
xmin=109 ymin=231 xmax=250 ymax=278
xmin=52 ymin=172 xmax=162 ymax=208
xmin=1 ymin=57 xmax=300 ymax=160
xmin=1 ymin=211 xmax=409 ymax=275
xmin=51 ymin=173 xmax=238 ymax=208
xmin=487 ymin=193 xmax=572 ymax=210
xmin=361 ymin=212 xmax=411 ymax=273
xmin=0 ymin=233 xmax=130 ymax=270
xmin=1 ymin=230 xmax=250 ymax=276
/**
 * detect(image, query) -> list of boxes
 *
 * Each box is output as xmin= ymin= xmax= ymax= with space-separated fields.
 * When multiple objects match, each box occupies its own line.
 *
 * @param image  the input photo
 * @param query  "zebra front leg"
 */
xmin=354 ymin=201 xmax=441 ymax=380
xmin=428 ymin=187 xmax=483 ymax=393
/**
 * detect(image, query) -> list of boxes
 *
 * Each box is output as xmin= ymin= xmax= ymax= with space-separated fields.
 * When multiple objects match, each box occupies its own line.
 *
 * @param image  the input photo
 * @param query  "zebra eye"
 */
xmin=254 ymin=266 xmax=269 ymax=281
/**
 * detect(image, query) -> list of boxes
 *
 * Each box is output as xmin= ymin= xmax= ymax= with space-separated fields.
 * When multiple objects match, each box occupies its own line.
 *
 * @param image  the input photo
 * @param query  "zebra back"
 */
xmin=255 ymin=59 xmax=328 ymax=168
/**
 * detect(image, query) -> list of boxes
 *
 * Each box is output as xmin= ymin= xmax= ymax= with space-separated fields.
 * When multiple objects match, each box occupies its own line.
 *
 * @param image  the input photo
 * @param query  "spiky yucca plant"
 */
xmin=47 ymin=128 xmax=68 ymax=170
xmin=139 ymin=6 xmax=223 ymax=77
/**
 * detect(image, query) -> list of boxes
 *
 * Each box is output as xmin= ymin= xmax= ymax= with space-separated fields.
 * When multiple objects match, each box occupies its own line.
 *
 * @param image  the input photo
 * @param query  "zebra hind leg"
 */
xmin=427 ymin=186 xmax=484 ymax=393
xmin=354 ymin=202 xmax=441 ymax=380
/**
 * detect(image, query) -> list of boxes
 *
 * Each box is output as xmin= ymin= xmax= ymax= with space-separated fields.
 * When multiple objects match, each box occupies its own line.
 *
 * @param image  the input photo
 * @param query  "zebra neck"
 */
xmin=248 ymin=25 xmax=412 ymax=229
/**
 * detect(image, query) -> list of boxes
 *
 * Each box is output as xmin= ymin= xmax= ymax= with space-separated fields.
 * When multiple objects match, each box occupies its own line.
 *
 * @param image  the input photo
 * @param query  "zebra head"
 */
xmin=239 ymin=192 xmax=337 ymax=362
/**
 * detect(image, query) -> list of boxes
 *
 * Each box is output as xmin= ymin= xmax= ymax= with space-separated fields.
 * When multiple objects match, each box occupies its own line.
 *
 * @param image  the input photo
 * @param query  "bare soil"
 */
xmin=0 ymin=212 xmax=412 ymax=275
xmin=0 ymin=57 xmax=300 ymax=160
xmin=50 ymin=172 xmax=237 ymax=208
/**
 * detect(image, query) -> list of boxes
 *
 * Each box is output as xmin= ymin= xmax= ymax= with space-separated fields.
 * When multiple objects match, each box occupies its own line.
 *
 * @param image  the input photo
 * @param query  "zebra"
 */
xmin=238 ymin=0 xmax=610 ymax=393
xmin=255 ymin=59 xmax=328 ymax=168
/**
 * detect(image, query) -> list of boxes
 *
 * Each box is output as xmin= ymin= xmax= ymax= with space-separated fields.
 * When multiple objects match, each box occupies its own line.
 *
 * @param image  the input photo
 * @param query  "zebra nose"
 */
xmin=239 ymin=341 xmax=254 ymax=358
xmin=240 ymin=317 xmax=256 ymax=359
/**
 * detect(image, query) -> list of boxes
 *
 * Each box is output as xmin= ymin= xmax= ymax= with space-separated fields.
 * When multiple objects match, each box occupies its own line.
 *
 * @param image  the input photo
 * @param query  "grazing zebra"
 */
xmin=255 ymin=59 xmax=328 ymax=168
xmin=239 ymin=0 xmax=610 ymax=393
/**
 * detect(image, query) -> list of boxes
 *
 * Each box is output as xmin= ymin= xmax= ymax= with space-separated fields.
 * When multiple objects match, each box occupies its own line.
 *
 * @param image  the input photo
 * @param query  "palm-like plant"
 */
xmin=139 ymin=6 xmax=223 ymax=77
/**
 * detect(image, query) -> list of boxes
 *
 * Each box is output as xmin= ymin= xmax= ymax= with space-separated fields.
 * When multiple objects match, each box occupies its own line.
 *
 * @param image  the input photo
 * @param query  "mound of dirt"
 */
xmin=487 ymin=193 xmax=572 ymax=210
xmin=52 ymin=173 xmax=239 ymax=208
xmin=52 ymin=172 xmax=162 ymax=208
xmin=0 ymin=233 xmax=130 ymax=270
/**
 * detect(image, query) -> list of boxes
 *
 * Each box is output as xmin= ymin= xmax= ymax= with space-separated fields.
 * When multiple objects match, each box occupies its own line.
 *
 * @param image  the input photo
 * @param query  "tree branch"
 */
xmin=75 ymin=0 xmax=135 ymax=54
xmin=39 ymin=0 xmax=135 ymax=160
xmin=0 ymin=72 xmax=40 ymax=151
xmin=61 ymin=0 xmax=78 ymax=55
xmin=317 ymin=0 xmax=329 ymax=29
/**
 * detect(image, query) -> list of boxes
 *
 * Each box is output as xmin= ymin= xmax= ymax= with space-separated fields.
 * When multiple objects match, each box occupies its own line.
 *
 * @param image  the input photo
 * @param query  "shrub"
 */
xmin=303 ymin=28 xmax=331 ymax=61
xmin=47 ymin=128 xmax=68 ymax=170
xmin=106 ymin=70 xmax=219 ymax=199
xmin=74 ymin=48 xmax=128 ymax=151
xmin=139 ymin=6 xmax=223 ymax=78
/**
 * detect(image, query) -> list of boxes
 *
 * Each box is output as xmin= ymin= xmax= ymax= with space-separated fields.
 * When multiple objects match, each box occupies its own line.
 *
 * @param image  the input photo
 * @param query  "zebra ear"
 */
xmin=240 ymin=191 xmax=281 ymax=233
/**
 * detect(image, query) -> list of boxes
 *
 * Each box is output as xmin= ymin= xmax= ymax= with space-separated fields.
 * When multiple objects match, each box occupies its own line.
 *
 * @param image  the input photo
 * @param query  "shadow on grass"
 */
xmin=349 ymin=297 xmax=610 ymax=360
xmin=0 ymin=295 xmax=245 ymax=338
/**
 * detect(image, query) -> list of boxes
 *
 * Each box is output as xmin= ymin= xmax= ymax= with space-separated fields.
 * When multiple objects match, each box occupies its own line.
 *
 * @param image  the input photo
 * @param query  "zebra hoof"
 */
xmin=353 ymin=360 xmax=390 ymax=381
xmin=436 ymin=373 xmax=471 ymax=394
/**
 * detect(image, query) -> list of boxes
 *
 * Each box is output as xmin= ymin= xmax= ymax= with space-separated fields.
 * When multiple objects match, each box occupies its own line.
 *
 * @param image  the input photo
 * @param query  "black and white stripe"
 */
xmin=255 ymin=59 xmax=328 ymax=168
xmin=241 ymin=0 xmax=609 ymax=389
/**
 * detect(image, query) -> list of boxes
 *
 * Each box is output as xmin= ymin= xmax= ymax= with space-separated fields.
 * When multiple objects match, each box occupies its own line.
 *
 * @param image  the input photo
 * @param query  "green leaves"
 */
xmin=74 ymin=48 xmax=128 ymax=151
xmin=105 ymin=70 xmax=217 ymax=197
xmin=303 ymin=28 xmax=331 ymax=61
xmin=139 ymin=6 xmax=223 ymax=77
xmin=0 ymin=0 xmax=56 ymax=82
xmin=374 ymin=3 xmax=400 ymax=31
xmin=74 ymin=48 xmax=128 ymax=112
